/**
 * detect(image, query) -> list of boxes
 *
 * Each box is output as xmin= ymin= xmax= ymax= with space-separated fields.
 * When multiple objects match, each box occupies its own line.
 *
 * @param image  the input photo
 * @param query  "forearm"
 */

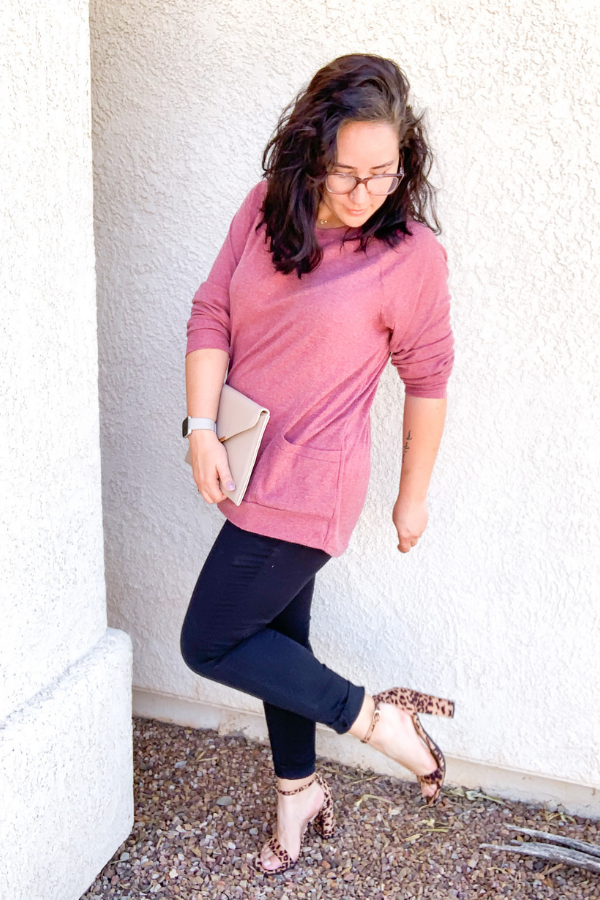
xmin=185 ymin=348 xmax=229 ymax=419
xmin=398 ymin=395 xmax=447 ymax=501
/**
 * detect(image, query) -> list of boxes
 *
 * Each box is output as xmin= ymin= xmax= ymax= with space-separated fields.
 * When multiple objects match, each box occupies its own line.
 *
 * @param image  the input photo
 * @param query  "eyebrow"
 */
xmin=333 ymin=159 xmax=396 ymax=171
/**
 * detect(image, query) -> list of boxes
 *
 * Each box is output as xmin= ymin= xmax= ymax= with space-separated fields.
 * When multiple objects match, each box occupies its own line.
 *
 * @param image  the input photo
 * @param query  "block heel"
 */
xmin=311 ymin=773 xmax=335 ymax=839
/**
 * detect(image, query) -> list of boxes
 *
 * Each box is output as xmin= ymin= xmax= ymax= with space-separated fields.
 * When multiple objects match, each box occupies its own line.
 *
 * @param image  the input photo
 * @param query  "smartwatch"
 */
xmin=182 ymin=416 xmax=217 ymax=438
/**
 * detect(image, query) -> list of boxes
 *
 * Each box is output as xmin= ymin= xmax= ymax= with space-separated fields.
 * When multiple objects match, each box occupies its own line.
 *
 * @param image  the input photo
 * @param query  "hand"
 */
xmin=392 ymin=496 xmax=428 ymax=553
xmin=188 ymin=430 xmax=235 ymax=504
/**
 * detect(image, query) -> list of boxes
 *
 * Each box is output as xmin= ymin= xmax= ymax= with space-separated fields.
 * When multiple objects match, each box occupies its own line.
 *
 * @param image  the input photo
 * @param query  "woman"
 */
xmin=180 ymin=53 xmax=455 ymax=875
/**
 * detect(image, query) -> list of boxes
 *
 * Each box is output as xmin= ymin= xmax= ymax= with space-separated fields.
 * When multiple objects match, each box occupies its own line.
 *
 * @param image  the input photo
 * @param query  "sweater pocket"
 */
xmin=246 ymin=433 xmax=342 ymax=519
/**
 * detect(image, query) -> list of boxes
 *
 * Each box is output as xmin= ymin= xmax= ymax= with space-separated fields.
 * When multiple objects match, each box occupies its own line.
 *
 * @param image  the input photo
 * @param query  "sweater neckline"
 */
xmin=315 ymin=223 xmax=359 ymax=236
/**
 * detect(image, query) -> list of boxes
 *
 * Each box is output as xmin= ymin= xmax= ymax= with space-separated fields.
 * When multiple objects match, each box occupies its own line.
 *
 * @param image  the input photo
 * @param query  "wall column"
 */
xmin=0 ymin=2 xmax=133 ymax=897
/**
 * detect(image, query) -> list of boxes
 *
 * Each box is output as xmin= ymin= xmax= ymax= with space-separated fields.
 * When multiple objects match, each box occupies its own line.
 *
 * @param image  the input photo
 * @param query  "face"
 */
xmin=318 ymin=120 xmax=401 ymax=228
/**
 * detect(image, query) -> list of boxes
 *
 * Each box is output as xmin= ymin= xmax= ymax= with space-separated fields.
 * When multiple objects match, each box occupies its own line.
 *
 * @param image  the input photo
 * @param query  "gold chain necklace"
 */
xmin=318 ymin=206 xmax=330 ymax=226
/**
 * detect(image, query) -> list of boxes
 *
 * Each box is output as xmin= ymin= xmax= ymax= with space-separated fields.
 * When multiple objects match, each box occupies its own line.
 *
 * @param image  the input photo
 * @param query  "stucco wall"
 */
xmin=0 ymin=2 xmax=133 ymax=896
xmin=1 ymin=0 xmax=106 ymax=722
xmin=90 ymin=0 xmax=600 ymax=805
xmin=0 ymin=629 xmax=133 ymax=900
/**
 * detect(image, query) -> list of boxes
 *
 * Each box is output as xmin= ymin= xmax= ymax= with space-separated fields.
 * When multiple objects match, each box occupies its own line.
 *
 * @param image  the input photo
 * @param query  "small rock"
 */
xmin=81 ymin=718 xmax=600 ymax=900
xmin=119 ymin=852 xmax=130 ymax=861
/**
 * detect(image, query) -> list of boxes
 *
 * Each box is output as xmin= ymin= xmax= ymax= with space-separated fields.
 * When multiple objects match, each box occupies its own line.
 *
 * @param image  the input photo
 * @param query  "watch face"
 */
xmin=182 ymin=417 xmax=189 ymax=438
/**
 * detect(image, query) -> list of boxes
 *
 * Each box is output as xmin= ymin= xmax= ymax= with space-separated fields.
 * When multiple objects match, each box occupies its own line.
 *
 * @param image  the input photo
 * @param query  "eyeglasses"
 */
xmin=325 ymin=169 xmax=404 ymax=196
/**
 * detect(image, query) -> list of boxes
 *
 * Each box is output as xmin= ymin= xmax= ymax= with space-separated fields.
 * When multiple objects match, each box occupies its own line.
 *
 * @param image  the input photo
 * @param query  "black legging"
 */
xmin=180 ymin=519 xmax=366 ymax=778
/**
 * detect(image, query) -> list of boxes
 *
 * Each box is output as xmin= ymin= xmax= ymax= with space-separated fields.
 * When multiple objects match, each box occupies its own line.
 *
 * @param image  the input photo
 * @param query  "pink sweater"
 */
xmin=186 ymin=180 xmax=454 ymax=557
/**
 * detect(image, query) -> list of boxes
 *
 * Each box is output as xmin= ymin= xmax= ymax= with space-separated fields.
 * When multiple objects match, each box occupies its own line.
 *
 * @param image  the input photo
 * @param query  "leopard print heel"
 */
xmin=310 ymin=773 xmax=335 ymax=839
xmin=362 ymin=687 xmax=455 ymax=808
xmin=253 ymin=772 xmax=334 ymax=875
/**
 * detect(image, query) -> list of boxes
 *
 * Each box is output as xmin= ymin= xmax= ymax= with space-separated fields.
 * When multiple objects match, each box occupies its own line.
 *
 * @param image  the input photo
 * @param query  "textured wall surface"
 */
xmin=0 ymin=2 xmax=133 ymax=896
xmin=0 ymin=630 xmax=133 ymax=900
xmin=0 ymin=0 xmax=106 ymax=720
xmin=91 ymin=0 xmax=600 ymax=792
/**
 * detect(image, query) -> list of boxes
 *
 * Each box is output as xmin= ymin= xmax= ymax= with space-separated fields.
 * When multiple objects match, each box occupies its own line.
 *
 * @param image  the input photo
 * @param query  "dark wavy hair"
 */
xmin=258 ymin=53 xmax=440 ymax=278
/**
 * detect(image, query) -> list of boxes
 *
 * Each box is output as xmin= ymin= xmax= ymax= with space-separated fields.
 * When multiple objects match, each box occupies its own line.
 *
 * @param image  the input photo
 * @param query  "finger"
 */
xmin=197 ymin=483 xmax=216 ymax=504
xmin=196 ymin=475 xmax=225 ymax=504
xmin=200 ymin=489 xmax=226 ymax=504
xmin=216 ymin=461 xmax=236 ymax=493
xmin=205 ymin=485 xmax=226 ymax=503
xmin=398 ymin=532 xmax=420 ymax=552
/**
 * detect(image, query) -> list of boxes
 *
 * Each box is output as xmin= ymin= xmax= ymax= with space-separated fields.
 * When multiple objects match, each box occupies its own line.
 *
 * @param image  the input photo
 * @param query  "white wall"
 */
xmin=0 ymin=2 xmax=133 ymax=896
xmin=90 ymin=0 xmax=600 ymax=814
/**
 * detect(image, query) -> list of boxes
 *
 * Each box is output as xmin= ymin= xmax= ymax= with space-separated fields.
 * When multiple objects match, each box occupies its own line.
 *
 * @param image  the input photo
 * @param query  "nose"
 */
xmin=349 ymin=181 xmax=370 ymax=206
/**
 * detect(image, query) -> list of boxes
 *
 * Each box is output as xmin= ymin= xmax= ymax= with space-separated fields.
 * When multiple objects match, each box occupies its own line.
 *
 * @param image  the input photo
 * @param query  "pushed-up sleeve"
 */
xmin=382 ymin=229 xmax=454 ymax=399
xmin=186 ymin=181 xmax=265 ymax=356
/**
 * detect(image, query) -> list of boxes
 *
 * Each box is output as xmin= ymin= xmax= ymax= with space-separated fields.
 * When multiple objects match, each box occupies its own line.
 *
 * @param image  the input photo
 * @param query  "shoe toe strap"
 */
xmin=266 ymin=836 xmax=293 ymax=866
xmin=418 ymin=766 xmax=443 ymax=785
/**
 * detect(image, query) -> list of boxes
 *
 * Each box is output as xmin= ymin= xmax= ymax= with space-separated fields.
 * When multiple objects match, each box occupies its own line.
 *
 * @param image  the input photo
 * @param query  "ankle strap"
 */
xmin=361 ymin=700 xmax=381 ymax=743
xmin=276 ymin=773 xmax=318 ymax=795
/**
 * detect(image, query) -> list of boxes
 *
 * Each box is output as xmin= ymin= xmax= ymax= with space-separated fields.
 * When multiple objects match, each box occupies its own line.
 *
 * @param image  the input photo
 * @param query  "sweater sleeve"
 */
xmin=382 ymin=228 xmax=454 ymax=399
xmin=186 ymin=181 xmax=266 ymax=356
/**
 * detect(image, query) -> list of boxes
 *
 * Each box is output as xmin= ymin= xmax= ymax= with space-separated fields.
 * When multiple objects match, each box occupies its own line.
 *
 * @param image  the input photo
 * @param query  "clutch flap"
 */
xmin=217 ymin=383 xmax=269 ymax=441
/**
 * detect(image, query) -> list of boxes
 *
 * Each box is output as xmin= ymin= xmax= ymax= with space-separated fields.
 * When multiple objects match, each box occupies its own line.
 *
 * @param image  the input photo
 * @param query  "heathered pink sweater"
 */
xmin=186 ymin=180 xmax=454 ymax=557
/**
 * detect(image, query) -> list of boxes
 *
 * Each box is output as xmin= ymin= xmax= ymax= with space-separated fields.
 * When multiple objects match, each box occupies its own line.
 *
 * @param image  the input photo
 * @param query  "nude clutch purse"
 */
xmin=185 ymin=383 xmax=270 ymax=506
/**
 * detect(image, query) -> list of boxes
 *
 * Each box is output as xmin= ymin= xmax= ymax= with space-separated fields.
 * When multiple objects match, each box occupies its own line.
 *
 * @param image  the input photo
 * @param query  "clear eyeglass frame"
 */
xmin=324 ymin=169 xmax=404 ymax=196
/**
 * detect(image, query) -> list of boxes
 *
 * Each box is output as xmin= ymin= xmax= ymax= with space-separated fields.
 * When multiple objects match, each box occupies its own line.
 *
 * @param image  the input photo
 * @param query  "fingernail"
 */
xmin=226 ymin=481 xmax=235 ymax=490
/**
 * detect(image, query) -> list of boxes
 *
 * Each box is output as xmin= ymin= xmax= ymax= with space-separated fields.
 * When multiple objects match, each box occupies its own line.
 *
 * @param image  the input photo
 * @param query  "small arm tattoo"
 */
xmin=402 ymin=430 xmax=412 ymax=464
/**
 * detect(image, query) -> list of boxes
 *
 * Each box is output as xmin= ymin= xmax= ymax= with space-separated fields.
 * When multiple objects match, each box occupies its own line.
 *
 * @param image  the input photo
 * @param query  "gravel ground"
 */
xmin=82 ymin=718 xmax=600 ymax=900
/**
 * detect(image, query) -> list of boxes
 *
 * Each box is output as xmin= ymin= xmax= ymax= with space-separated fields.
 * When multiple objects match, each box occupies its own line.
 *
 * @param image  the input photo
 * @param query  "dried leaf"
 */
xmin=347 ymin=774 xmax=382 ymax=786
xmin=354 ymin=793 xmax=394 ymax=808
xmin=405 ymin=833 xmax=422 ymax=844
xmin=465 ymin=789 xmax=505 ymax=805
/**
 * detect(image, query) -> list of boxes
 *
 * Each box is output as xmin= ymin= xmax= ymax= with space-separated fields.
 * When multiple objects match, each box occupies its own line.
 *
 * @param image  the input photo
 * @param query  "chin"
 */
xmin=337 ymin=206 xmax=376 ymax=227
xmin=341 ymin=214 xmax=372 ymax=228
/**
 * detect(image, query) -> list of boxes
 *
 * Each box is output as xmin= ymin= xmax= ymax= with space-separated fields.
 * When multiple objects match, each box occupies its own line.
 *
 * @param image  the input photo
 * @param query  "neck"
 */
xmin=316 ymin=200 xmax=344 ymax=228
